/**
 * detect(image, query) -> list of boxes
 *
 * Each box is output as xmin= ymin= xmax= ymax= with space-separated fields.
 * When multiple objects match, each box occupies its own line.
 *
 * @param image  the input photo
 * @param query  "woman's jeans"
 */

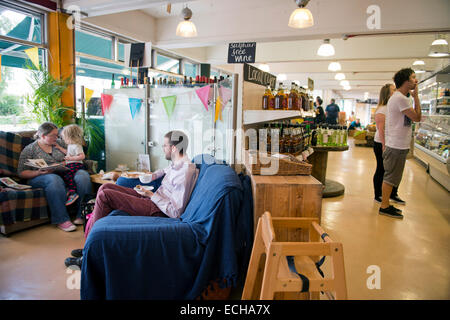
xmin=29 ymin=170 xmax=92 ymax=224
xmin=373 ymin=141 xmax=398 ymax=199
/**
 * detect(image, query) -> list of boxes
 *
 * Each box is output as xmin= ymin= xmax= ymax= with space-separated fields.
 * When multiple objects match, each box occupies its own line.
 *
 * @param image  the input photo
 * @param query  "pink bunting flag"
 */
xmin=219 ymin=86 xmax=232 ymax=106
xmin=100 ymin=93 xmax=114 ymax=115
xmin=195 ymin=85 xmax=211 ymax=111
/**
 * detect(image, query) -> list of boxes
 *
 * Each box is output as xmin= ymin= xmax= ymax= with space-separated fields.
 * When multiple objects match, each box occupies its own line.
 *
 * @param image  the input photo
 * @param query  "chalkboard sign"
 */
xmin=243 ymin=63 xmax=277 ymax=89
xmin=228 ymin=42 xmax=256 ymax=63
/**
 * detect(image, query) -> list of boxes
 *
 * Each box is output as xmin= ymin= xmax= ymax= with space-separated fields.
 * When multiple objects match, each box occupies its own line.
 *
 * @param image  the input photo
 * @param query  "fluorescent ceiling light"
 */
xmin=328 ymin=62 xmax=341 ymax=71
xmin=428 ymin=34 xmax=449 ymax=57
xmin=277 ymin=73 xmax=287 ymax=81
xmin=176 ymin=7 xmax=197 ymax=37
xmin=340 ymin=80 xmax=350 ymax=87
xmin=317 ymin=39 xmax=335 ymax=57
xmin=288 ymin=6 xmax=314 ymax=28
xmin=343 ymin=86 xmax=351 ymax=91
xmin=414 ymin=69 xmax=426 ymax=74
xmin=431 ymin=39 xmax=448 ymax=46
xmin=413 ymin=60 xmax=425 ymax=66
xmin=335 ymin=73 xmax=345 ymax=80
xmin=258 ymin=64 xmax=270 ymax=72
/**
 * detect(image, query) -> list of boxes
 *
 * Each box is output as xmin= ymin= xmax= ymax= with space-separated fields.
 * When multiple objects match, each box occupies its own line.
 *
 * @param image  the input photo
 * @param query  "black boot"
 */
xmin=65 ymin=256 xmax=83 ymax=268
xmin=71 ymin=248 xmax=83 ymax=258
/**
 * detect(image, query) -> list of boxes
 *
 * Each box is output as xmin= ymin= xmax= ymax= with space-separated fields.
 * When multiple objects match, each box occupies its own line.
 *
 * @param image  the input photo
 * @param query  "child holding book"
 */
xmin=55 ymin=124 xmax=86 ymax=206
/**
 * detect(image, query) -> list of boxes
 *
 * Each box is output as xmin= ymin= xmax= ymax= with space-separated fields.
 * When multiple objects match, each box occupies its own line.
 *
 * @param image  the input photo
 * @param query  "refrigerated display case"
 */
xmin=414 ymin=114 xmax=450 ymax=191
xmin=418 ymin=74 xmax=450 ymax=116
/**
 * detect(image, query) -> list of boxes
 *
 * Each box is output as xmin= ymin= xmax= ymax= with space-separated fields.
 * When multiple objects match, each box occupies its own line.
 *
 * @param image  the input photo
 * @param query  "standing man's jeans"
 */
xmin=29 ymin=170 xmax=92 ymax=224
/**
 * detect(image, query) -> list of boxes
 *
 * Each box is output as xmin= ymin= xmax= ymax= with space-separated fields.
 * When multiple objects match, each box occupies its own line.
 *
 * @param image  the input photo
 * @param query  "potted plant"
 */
xmin=26 ymin=64 xmax=74 ymax=128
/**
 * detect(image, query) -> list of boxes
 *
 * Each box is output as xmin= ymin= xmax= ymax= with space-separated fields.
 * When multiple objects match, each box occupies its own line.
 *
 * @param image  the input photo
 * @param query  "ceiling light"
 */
xmin=258 ymin=64 xmax=270 ymax=72
xmin=335 ymin=73 xmax=345 ymax=81
xmin=317 ymin=39 xmax=335 ymax=57
xmin=413 ymin=60 xmax=425 ymax=66
xmin=176 ymin=6 xmax=197 ymax=37
xmin=428 ymin=34 xmax=449 ymax=57
xmin=431 ymin=39 xmax=448 ymax=46
xmin=414 ymin=69 xmax=426 ymax=74
xmin=340 ymin=80 xmax=350 ymax=86
xmin=344 ymin=86 xmax=351 ymax=91
xmin=288 ymin=0 xmax=314 ymax=29
xmin=277 ymin=73 xmax=287 ymax=81
xmin=328 ymin=62 xmax=341 ymax=72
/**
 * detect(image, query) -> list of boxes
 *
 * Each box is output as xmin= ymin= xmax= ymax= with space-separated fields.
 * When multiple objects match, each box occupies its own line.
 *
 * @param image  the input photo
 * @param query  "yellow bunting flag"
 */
xmin=24 ymin=47 xmax=40 ymax=69
xmin=85 ymin=88 xmax=94 ymax=104
xmin=215 ymin=97 xmax=223 ymax=123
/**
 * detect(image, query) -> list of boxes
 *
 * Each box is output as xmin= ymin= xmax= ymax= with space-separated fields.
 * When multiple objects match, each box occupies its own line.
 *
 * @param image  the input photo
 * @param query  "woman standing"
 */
xmin=18 ymin=122 xmax=92 ymax=232
xmin=315 ymin=96 xmax=326 ymax=124
xmin=373 ymin=84 xmax=405 ymax=204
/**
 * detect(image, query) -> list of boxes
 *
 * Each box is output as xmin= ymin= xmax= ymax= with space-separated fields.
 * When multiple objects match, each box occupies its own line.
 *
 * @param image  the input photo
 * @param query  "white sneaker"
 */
xmin=57 ymin=221 xmax=77 ymax=232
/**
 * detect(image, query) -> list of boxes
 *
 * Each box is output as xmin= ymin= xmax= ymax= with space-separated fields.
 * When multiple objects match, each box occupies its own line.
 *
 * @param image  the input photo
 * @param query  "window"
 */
xmin=0 ymin=5 xmax=43 ymax=44
xmin=156 ymin=53 xmax=180 ymax=74
xmin=184 ymin=61 xmax=198 ymax=78
xmin=0 ymin=3 xmax=46 ymax=131
xmin=75 ymin=30 xmax=112 ymax=60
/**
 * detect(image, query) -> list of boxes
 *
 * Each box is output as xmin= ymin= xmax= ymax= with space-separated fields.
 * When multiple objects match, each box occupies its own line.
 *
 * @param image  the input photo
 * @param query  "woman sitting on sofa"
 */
xmin=17 ymin=122 xmax=92 ymax=232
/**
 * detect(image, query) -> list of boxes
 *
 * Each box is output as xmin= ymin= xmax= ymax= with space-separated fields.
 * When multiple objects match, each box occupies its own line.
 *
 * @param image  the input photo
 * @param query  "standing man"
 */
xmin=325 ymin=99 xmax=340 ymax=125
xmin=379 ymin=68 xmax=421 ymax=219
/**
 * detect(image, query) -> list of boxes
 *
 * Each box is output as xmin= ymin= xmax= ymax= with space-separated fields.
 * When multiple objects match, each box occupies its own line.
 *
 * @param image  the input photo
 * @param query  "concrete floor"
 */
xmin=0 ymin=139 xmax=449 ymax=300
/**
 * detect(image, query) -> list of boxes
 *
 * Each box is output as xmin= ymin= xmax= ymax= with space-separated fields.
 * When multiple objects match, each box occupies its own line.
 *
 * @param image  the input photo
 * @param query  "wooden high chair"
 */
xmin=242 ymin=212 xmax=347 ymax=300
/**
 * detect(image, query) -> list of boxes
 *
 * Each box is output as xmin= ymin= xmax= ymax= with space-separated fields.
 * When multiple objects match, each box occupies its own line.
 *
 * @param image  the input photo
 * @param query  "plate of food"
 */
xmin=121 ymin=171 xmax=146 ymax=179
xmin=134 ymin=184 xmax=154 ymax=196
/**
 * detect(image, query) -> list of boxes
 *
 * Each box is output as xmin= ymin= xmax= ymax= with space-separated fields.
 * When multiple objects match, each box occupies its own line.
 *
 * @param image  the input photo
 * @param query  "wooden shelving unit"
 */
xmin=243 ymin=110 xmax=316 ymax=125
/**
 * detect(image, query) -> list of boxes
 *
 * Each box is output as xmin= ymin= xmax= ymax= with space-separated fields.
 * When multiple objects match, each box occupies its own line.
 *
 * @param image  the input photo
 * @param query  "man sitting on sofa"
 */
xmin=65 ymin=130 xmax=199 ymax=267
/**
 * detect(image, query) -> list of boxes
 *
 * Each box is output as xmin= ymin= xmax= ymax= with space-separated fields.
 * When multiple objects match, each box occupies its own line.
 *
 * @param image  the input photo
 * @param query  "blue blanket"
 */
xmin=81 ymin=154 xmax=253 ymax=299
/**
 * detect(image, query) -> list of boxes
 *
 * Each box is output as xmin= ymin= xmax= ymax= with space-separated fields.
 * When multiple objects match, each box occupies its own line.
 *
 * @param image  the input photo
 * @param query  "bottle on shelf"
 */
xmin=288 ymin=82 xmax=298 ymax=111
xmin=275 ymin=83 xmax=286 ymax=110
xmin=262 ymin=86 xmax=275 ymax=110
xmin=311 ymin=124 xmax=318 ymax=146
xmin=111 ymin=74 xmax=115 ymax=88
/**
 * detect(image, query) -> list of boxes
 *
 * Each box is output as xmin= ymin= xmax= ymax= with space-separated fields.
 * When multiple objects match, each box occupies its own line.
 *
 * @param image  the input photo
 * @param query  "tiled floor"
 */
xmin=1 ymin=139 xmax=449 ymax=299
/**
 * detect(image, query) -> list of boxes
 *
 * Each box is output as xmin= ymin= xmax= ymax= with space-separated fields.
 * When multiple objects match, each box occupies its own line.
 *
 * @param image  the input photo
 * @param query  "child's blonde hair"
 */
xmin=61 ymin=124 xmax=85 ymax=145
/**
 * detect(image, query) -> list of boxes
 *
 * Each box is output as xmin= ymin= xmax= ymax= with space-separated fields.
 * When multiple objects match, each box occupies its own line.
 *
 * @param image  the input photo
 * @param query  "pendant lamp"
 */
xmin=288 ymin=0 xmax=314 ymax=29
xmin=176 ymin=6 xmax=197 ymax=37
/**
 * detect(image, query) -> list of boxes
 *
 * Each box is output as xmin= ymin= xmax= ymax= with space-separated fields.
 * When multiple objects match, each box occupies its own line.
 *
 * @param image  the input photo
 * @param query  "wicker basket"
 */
xmin=244 ymin=150 xmax=312 ymax=176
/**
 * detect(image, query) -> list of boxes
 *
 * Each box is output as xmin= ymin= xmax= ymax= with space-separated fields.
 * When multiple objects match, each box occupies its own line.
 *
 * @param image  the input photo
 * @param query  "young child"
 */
xmin=55 ymin=124 xmax=86 ymax=206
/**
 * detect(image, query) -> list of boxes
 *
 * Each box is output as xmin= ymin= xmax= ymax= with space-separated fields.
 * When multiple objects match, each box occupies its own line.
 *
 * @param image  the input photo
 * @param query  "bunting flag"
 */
xmin=129 ymin=98 xmax=143 ymax=119
xmin=100 ymin=93 xmax=114 ymax=115
xmin=84 ymin=88 xmax=94 ymax=105
xmin=219 ymin=86 xmax=232 ymax=106
xmin=215 ymin=97 xmax=223 ymax=123
xmin=195 ymin=85 xmax=211 ymax=111
xmin=161 ymin=95 xmax=177 ymax=119
xmin=24 ymin=47 xmax=40 ymax=69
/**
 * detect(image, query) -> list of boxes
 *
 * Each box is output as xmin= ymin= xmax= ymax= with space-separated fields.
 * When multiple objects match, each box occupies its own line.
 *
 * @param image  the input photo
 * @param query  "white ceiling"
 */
xmin=65 ymin=0 xmax=450 ymax=99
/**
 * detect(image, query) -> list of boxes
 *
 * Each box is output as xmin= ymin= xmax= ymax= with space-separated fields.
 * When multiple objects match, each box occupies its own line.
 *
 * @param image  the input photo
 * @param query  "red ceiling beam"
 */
xmin=24 ymin=0 xmax=57 ymax=11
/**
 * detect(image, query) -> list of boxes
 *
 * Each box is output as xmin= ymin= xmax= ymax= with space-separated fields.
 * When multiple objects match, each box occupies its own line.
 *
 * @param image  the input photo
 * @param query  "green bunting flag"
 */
xmin=161 ymin=95 xmax=177 ymax=119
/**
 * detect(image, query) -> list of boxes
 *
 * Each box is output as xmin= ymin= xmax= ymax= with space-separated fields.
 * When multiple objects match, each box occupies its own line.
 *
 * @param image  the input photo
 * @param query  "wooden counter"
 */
xmin=249 ymin=173 xmax=323 ymax=242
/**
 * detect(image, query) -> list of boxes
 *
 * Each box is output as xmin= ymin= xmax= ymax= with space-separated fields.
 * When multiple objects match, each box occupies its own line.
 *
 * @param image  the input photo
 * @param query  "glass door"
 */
xmin=103 ymin=88 xmax=147 ymax=171
xmin=148 ymin=85 xmax=215 ymax=171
